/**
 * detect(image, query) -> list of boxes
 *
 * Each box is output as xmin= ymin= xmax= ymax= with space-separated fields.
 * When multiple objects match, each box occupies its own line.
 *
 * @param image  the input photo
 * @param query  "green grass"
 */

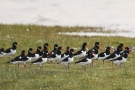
xmin=0 ymin=24 xmax=135 ymax=90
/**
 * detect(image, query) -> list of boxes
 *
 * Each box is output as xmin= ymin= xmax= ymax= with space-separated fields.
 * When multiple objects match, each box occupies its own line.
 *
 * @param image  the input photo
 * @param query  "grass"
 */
xmin=0 ymin=24 xmax=135 ymax=90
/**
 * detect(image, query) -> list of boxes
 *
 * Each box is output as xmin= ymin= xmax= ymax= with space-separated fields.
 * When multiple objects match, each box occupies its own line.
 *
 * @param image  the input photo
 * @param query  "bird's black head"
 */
xmin=44 ymin=43 xmax=49 ymax=47
xmin=22 ymin=50 xmax=25 ymax=53
xmin=95 ymin=42 xmax=100 ymax=46
xmin=70 ymin=49 xmax=74 ymax=53
xmin=125 ymin=47 xmax=129 ymax=50
xmin=38 ymin=46 xmax=42 ymax=50
xmin=119 ymin=43 xmax=124 ymax=47
xmin=0 ymin=48 xmax=4 ymax=51
xmin=13 ymin=42 xmax=17 ymax=46
xmin=58 ymin=47 xmax=62 ymax=50
xmin=54 ymin=44 xmax=58 ymax=47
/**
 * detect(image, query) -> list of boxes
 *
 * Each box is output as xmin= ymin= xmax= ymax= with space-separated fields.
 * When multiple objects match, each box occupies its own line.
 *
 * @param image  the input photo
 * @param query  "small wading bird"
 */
xmin=31 ymin=51 xmax=48 ymax=70
xmin=60 ymin=46 xmax=70 ymax=61
xmin=110 ymin=47 xmax=130 ymax=68
xmin=75 ymin=51 xmax=95 ymax=72
xmin=7 ymin=50 xmax=26 ymax=68
xmin=15 ymin=48 xmax=34 ymax=68
xmin=57 ymin=49 xmax=74 ymax=69
xmin=105 ymin=43 xmax=125 ymax=66
xmin=97 ymin=47 xmax=112 ymax=64
xmin=47 ymin=46 xmax=62 ymax=67
xmin=73 ymin=42 xmax=89 ymax=58
xmin=3 ymin=42 xmax=19 ymax=59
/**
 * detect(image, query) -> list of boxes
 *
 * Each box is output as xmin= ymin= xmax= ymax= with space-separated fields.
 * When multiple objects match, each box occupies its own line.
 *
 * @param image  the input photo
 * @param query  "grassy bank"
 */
xmin=0 ymin=24 xmax=135 ymax=90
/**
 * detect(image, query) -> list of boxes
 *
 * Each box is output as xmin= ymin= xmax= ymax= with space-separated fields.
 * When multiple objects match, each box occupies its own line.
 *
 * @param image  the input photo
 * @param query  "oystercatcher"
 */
xmin=3 ymin=42 xmax=19 ymax=58
xmin=110 ymin=47 xmax=130 ymax=68
xmin=47 ymin=46 xmax=62 ymax=67
xmin=73 ymin=42 xmax=89 ymax=58
xmin=60 ymin=46 xmax=70 ymax=61
xmin=7 ymin=50 xmax=26 ymax=68
xmin=31 ymin=51 xmax=48 ymax=70
xmin=97 ymin=47 xmax=112 ymax=64
xmin=17 ymin=48 xmax=34 ymax=68
xmin=57 ymin=49 xmax=74 ymax=69
xmin=39 ymin=43 xmax=49 ymax=57
xmin=105 ymin=44 xmax=125 ymax=66
xmin=75 ymin=51 xmax=94 ymax=72
xmin=30 ymin=46 xmax=41 ymax=61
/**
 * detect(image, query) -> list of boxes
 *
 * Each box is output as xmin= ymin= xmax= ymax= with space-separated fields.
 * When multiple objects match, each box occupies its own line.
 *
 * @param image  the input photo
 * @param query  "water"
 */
xmin=0 ymin=0 xmax=135 ymax=37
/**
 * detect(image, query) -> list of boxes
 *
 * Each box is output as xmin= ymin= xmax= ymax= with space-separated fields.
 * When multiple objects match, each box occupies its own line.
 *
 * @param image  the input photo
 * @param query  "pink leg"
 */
xmin=84 ymin=67 xmax=86 ymax=72
xmin=17 ymin=64 xmax=19 ymax=68
xmin=103 ymin=60 xmax=104 ymax=65
xmin=24 ymin=64 xmax=26 ymax=68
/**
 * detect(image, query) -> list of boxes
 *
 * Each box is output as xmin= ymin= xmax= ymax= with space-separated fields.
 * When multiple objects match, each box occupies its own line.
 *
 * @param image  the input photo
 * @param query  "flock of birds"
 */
xmin=0 ymin=42 xmax=134 ymax=71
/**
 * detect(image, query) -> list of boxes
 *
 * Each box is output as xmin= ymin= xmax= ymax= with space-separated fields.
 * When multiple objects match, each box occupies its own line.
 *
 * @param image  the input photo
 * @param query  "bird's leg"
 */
xmin=50 ymin=61 xmax=52 ymax=64
xmin=84 ymin=66 xmax=86 ymax=72
xmin=24 ymin=64 xmax=26 ymax=68
xmin=40 ymin=66 xmax=43 ymax=71
xmin=103 ymin=60 xmax=104 ymax=65
xmin=112 ymin=62 xmax=114 ymax=67
xmin=54 ymin=62 xmax=56 ymax=67
xmin=119 ymin=64 xmax=122 ymax=68
xmin=68 ymin=64 xmax=69 ymax=69
xmin=92 ymin=60 xmax=94 ymax=66
xmin=17 ymin=64 xmax=19 ymax=68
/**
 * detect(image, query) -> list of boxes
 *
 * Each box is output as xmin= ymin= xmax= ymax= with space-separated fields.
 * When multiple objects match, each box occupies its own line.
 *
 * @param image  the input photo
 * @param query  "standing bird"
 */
xmin=57 ymin=49 xmax=74 ymax=69
xmin=87 ymin=42 xmax=102 ymax=53
xmin=60 ymin=46 xmax=70 ymax=61
xmin=0 ymin=48 xmax=5 ymax=58
xmin=110 ymin=47 xmax=130 ymax=68
xmin=7 ymin=50 xmax=26 ymax=68
xmin=97 ymin=47 xmax=112 ymax=64
xmin=31 ymin=51 xmax=48 ymax=70
xmin=105 ymin=44 xmax=124 ymax=61
xmin=3 ymin=42 xmax=19 ymax=59
xmin=87 ymin=45 xmax=100 ymax=66
xmin=73 ymin=42 xmax=89 ymax=58
xmin=105 ymin=44 xmax=125 ymax=66
xmin=48 ymin=44 xmax=58 ymax=64
xmin=75 ymin=51 xmax=94 ymax=72
xmin=39 ymin=43 xmax=49 ymax=57
xmin=47 ymin=46 xmax=62 ymax=67
xmin=30 ymin=46 xmax=41 ymax=61
xmin=49 ymin=44 xmax=58 ymax=55
xmin=17 ymin=48 xmax=34 ymax=68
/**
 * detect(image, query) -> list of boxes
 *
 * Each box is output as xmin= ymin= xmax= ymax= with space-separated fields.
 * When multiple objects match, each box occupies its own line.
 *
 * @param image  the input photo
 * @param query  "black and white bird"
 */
xmin=7 ymin=50 xmax=26 ymax=68
xmin=39 ymin=43 xmax=49 ymax=57
xmin=110 ymin=47 xmax=130 ymax=68
xmin=60 ymin=46 xmax=70 ymax=61
xmin=57 ymin=49 xmax=74 ymax=69
xmin=87 ymin=42 xmax=102 ymax=54
xmin=47 ymin=46 xmax=62 ymax=66
xmin=73 ymin=42 xmax=89 ymax=58
xmin=30 ymin=46 xmax=41 ymax=61
xmin=0 ymin=48 xmax=5 ymax=58
xmin=31 ymin=51 xmax=48 ymax=70
xmin=16 ymin=48 xmax=34 ymax=68
xmin=97 ymin=47 xmax=112 ymax=64
xmin=35 ymin=46 xmax=43 ymax=57
xmin=75 ymin=51 xmax=94 ymax=72
xmin=3 ymin=42 xmax=19 ymax=59
xmin=105 ymin=44 xmax=124 ymax=61
xmin=49 ymin=44 xmax=58 ymax=55
xmin=86 ymin=45 xmax=100 ymax=66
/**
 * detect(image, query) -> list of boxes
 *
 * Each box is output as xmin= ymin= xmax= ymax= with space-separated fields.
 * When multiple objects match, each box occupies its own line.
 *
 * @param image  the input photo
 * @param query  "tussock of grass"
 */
xmin=0 ymin=24 xmax=135 ymax=90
